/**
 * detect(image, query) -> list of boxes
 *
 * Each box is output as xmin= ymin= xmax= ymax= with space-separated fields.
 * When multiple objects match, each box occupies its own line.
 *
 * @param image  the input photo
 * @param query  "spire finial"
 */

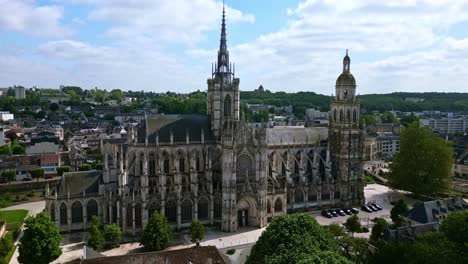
xmin=346 ymin=49 xmax=348 ymax=56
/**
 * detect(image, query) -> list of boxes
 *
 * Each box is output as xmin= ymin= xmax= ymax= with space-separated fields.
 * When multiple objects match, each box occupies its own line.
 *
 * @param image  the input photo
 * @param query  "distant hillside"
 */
xmin=241 ymin=91 xmax=468 ymax=114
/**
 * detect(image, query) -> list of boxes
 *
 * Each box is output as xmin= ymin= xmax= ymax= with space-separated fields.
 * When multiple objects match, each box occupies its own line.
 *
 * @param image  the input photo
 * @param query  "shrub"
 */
xmin=226 ymin=248 xmax=236 ymax=255
xmin=26 ymin=191 xmax=34 ymax=197
xmin=141 ymin=212 xmax=172 ymax=251
xmin=103 ymin=224 xmax=122 ymax=249
xmin=361 ymin=227 xmax=369 ymax=233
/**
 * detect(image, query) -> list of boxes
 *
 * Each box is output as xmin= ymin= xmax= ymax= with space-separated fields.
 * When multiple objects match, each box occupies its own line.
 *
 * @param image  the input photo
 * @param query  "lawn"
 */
xmin=0 ymin=209 xmax=28 ymax=230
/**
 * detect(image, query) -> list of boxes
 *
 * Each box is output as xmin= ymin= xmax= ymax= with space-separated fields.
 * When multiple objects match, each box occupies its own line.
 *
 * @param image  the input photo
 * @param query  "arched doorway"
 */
xmin=237 ymin=196 xmax=257 ymax=228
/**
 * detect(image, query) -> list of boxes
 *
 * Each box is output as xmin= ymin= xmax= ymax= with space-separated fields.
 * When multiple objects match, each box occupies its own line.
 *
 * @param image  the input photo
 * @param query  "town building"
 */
xmin=15 ymin=86 xmax=26 ymax=99
xmin=403 ymin=197 xmax=468 ymax=225
xmin=364 ymin=136 xmax=379 ymax=160
xmin=45 ymin=6 xmax=365 ymax=234
xmin=420 ymin=117 xmax=468 ymax=135
xmin=376 ymin=133 xmax=400 ymax=158
xmin=367 ymin=123 xmax=402 ymax=135
xmin=0 ymin=112 xmax=14 ymax=121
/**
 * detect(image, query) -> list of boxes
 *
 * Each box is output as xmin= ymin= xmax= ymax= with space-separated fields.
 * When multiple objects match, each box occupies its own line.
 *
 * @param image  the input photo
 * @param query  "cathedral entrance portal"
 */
xmin=237 ymin=195 xmax=257 ymax=228
xmin=238 ymin=209 xmax=249 ymax=227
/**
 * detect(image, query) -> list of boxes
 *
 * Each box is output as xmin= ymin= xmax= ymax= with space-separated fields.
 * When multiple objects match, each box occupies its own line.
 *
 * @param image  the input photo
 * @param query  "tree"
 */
xmin=326 ymin=224 xmax=346 ymax=237
xmin=344 ymin=215 xmax=362 ymax=236
xmin=389 ymin=123 xmax=453 ymax=196
xmin=11 ymin=144 xmax=25 ymax=154
xmin=1 ymin=171 xmax=16 ymax=183
xmin=30 ymin=167 xmax=45 ymax=182
xmin=88 ymin=216 xmax=103 ymax=251
xmin=246 ymin=213 xmax=341 ymax=264
xmin=361 ymin=114 xmax=377 ymax=125
xmin=339 ymin=235 xmax=369 ymax=264
xmin=390 ymin=199 xmax=408 ymax=226
xmin=400 ymin=114 xmax=419 ymax=127
xmin=18 ymin=213 xmax=62 ymax=264
xmin=370 ymin=218 xmax=389 ymax=242
xmin=0 ymin=145 xmax=10 ymax=155
xmin=439 ymin=211 xmax=468 ymax=247
xmin=109 ymin=89 xmax=123 ymax=102
xmin=103 ymin=224 xmax=122 ymax=249
xmin=141 ymin=212 xmax=172 ymax=251
xmin=0 ymin=233 xmax=13 ymax=264
xmin=380 ymin=112 xmax=399 ymax=123
xmin=78 ymin=164 xmax=92 ymax=171
xmin=56 ymin=166 xmax=70 ymax=176
xmin=49 ymin=103 xmax=59 ymax=112
xmin=190 ymin=220 xmax=205 ymax=245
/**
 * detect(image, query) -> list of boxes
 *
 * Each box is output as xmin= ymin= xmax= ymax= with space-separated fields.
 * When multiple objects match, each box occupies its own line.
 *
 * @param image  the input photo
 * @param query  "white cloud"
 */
xmin=66 ymin=0 xmax=254 ymax=44
xmin=0 ymin=0 xmax=71 ymax=37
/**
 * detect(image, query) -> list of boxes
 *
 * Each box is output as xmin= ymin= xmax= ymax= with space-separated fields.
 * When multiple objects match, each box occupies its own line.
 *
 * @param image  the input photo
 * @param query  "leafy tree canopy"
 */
xmin=389 ymin=124 xmax=453 ymax=196
xmin=247 ymin=213 xmax=341 ymax=264
xmin=88 ymin=216 xmax=103 ymax=251
xmin=103 ymin=224 xmax=122 ymax=249
xmin=18 ymin=213 xmax=62 ymax=264
xmin=190 ymin=220 xmax=205 ymax=245
xmin=141 ymin=212 xmax=173 ymax=251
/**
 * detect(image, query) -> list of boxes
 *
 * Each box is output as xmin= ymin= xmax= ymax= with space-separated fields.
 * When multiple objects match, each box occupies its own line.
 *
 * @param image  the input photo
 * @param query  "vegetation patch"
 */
xmin=0 ymin=209 xmax=28 ymax=230
xmin=226 ymin=248 xmax=236 ymax=255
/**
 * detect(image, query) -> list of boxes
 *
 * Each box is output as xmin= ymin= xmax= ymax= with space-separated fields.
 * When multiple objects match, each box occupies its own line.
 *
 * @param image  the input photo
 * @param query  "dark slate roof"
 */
xmin=403 ymin=203 xmax=429 ymax=224
xmin=71 ymin=246 xmax=230 ymax=264
xmin=31 ymin=133 xmax=60 ymax=145
xmin=57 ymin=170 xmax=102 ymax=197
xmin=336 ymin=72 xmax=356 ymax=86
xmin=139 ymin=114 xmax=214 ymax=143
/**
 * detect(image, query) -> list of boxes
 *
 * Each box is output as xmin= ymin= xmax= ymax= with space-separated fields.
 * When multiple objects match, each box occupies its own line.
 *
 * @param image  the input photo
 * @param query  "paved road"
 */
xmin=2 ymin=201 xmax=46 ymax=264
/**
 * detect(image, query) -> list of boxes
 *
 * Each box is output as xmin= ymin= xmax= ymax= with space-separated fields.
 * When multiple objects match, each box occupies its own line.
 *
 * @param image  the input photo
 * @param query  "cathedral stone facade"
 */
xmin=45 ymin=7 xmax=365 ymax=234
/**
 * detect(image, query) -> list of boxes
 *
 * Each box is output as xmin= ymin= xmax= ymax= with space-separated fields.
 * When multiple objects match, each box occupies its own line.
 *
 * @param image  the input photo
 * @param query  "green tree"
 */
xmin=0 ymin=233 xmax=14 ymax=264
xmin=361 ymin=114 xmax=377 ymax=125
xmin=1 ymin=171 xmax=16 ymax=183
xmin=88 ymin=216 xmax=103 ymax=251
xmin=49 ymin=103 xmax=59 ymax=112
xmin=78 ymin=164 xmax=92 ymax=171
xmin=344 ymin=215 xmax=362 ymax=236
xmin=190 ymin=220 xmax=205 ymax=245
xmin=11 ymin=144 xmax=25 ymax=154
xmin=370 ymin=218 xmax=389 ymax=242
xmin=246 ymin=213 xmax=341 ymax=264
xmin=326 ymin=224 xmax=346 ymax=237
xmin=18 ymin=213 xmax=62 ymax=264
xmin=141 ymin=212 xmax=172 ymax=251
xmin=0 ymin=145 xmax=10 ymax=155
xmin=380 ymin=112 xmax=398 ymax=123
xmin=389 ymin=124 xmax=453 ymax=196
xmin=94 ymin=90 xmax=106 ymax=103
xmin=390 ymin=199 xmax=408 ymax=226
xmin=400 ymin=114 xmax=419 ymax=127
xmin=103 ymin=224 xmax=122 ymax=249
xmin=109 ymin=89 xmax=123 ymax=102
xmin=439 ymin=211 xmax=468 ymax=248
xmin=339 ymin=235 xmax=369 ymax=264
xmin=56 ymin=166 xmax=70 ymax=176
xmin=30 ymin=167 xmax=45 ymax=182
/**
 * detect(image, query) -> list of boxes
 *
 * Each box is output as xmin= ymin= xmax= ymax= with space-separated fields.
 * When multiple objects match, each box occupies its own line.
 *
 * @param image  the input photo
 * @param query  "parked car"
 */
xmin=0 ymin=179 xmax=7 ymax=184
xmin=22 ymin=177 xmax=32 ymax=181
xmin=321 ymin=210 xmax=333 ymax=218
xmin=368 ymin=204 xmax=378 ymax=211
xmin=343 ymin=208 xmax=352 ymax=215
xmin=337 ymin=209 xmax=346 ymax=216
xmin=45 ymin=175 xmax=54 ymax=179
xmin=328 ymin=209 xmax=338 ymax=217
xmin=350 ymin=208 xmax=359 ymax=214
xmin=372 ymin=203 xmax=382 ymax=210
xmin=361 ymin=205 xmax=372 ymax=213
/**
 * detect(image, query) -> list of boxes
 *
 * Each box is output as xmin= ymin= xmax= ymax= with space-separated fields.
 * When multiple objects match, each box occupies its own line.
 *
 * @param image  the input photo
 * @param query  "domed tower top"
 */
xmin=335 ymin=50 xmax=356 ymax=100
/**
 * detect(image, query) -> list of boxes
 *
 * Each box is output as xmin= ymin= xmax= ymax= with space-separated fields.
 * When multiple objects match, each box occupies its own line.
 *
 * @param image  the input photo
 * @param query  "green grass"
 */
xmin=0 ymin=209 xmax=28 ymax=230
xmin=3 ymin=244 xmax=16 ymax=264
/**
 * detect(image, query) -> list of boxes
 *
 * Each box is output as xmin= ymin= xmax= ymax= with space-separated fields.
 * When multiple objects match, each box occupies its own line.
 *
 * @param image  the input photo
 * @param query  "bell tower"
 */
xmin=329 ymin=50 xmax=365 ymax=206
xmin=207 ymin=2 xmax=240 ymax=140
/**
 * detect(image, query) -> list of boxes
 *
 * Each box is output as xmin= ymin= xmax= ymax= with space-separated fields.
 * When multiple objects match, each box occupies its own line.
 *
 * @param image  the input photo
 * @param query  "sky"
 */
xmin=1 ymin=0 xmax=468 ymax=95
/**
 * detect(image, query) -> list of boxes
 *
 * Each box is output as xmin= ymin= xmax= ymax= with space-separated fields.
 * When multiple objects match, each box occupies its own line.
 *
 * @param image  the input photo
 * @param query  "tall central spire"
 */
xmin=215 ymin=0 xmax=231 ymax=78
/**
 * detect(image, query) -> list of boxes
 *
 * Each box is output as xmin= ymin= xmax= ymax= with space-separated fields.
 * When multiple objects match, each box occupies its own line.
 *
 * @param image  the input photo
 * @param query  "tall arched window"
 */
xmin=224 ymin=94 xmax=232 ymax=118
xmin=60 ymin=203 xmax=67 ymax=225
xmin=139 ymin=153 xmax=144 ymax=175
xmin=126 ymin=205 xmax=132 ymax=227
xmin=72 ymin=201 xmax=83 ymax=224
xmin=50 ymin=205 xmax=56 ymax=222
xmin=340 ymin=109 xmax=344 ymax=122
xmin=149 ymin=153 xmax=155 ymax=176
xmin=86 ymin=200 xmax=98 ymax=222
xmin=179 ymin=157 xmax=185 ymax=173
xmin=165 ymin=200 xmax=177 ymax=223
xmin=353 ymin=109 xmax=357 ymax=122
xmin=347 ymin=109 xmax=351 ymax=122
xmin=274 ymin=198 xmax=282 ymax=212
xmin=282 ymin=152 xmax=288 ymax=175
xmin=135 ymin=203 xmax=142 ymax=228
xmin=295 ymin=190 xmax=304 ymax=203
xmin=214 ymin=198 xmax=222 ymax=219
xmin=334 ymin=109 xmax=337 ymax=121
xmin=163 ymin=156 xmax=170 ymax=174
xmin=198 ymin=198 xmax=209 ymax=220
xmin=181 ymin=199 xmax=193 ymax=222
xmin=267 ymin=200 xmax=271 ymax=214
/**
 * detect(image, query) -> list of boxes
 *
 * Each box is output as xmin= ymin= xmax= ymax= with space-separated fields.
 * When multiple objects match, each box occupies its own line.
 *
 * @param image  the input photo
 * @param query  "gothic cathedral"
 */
xmin=45 ymin=6 xmax=365 ymax=234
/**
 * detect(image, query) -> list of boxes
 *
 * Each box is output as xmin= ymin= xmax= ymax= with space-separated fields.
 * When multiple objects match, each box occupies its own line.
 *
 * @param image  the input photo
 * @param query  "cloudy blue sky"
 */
xmin=1 ymin=0 xmax=468 ymax=94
